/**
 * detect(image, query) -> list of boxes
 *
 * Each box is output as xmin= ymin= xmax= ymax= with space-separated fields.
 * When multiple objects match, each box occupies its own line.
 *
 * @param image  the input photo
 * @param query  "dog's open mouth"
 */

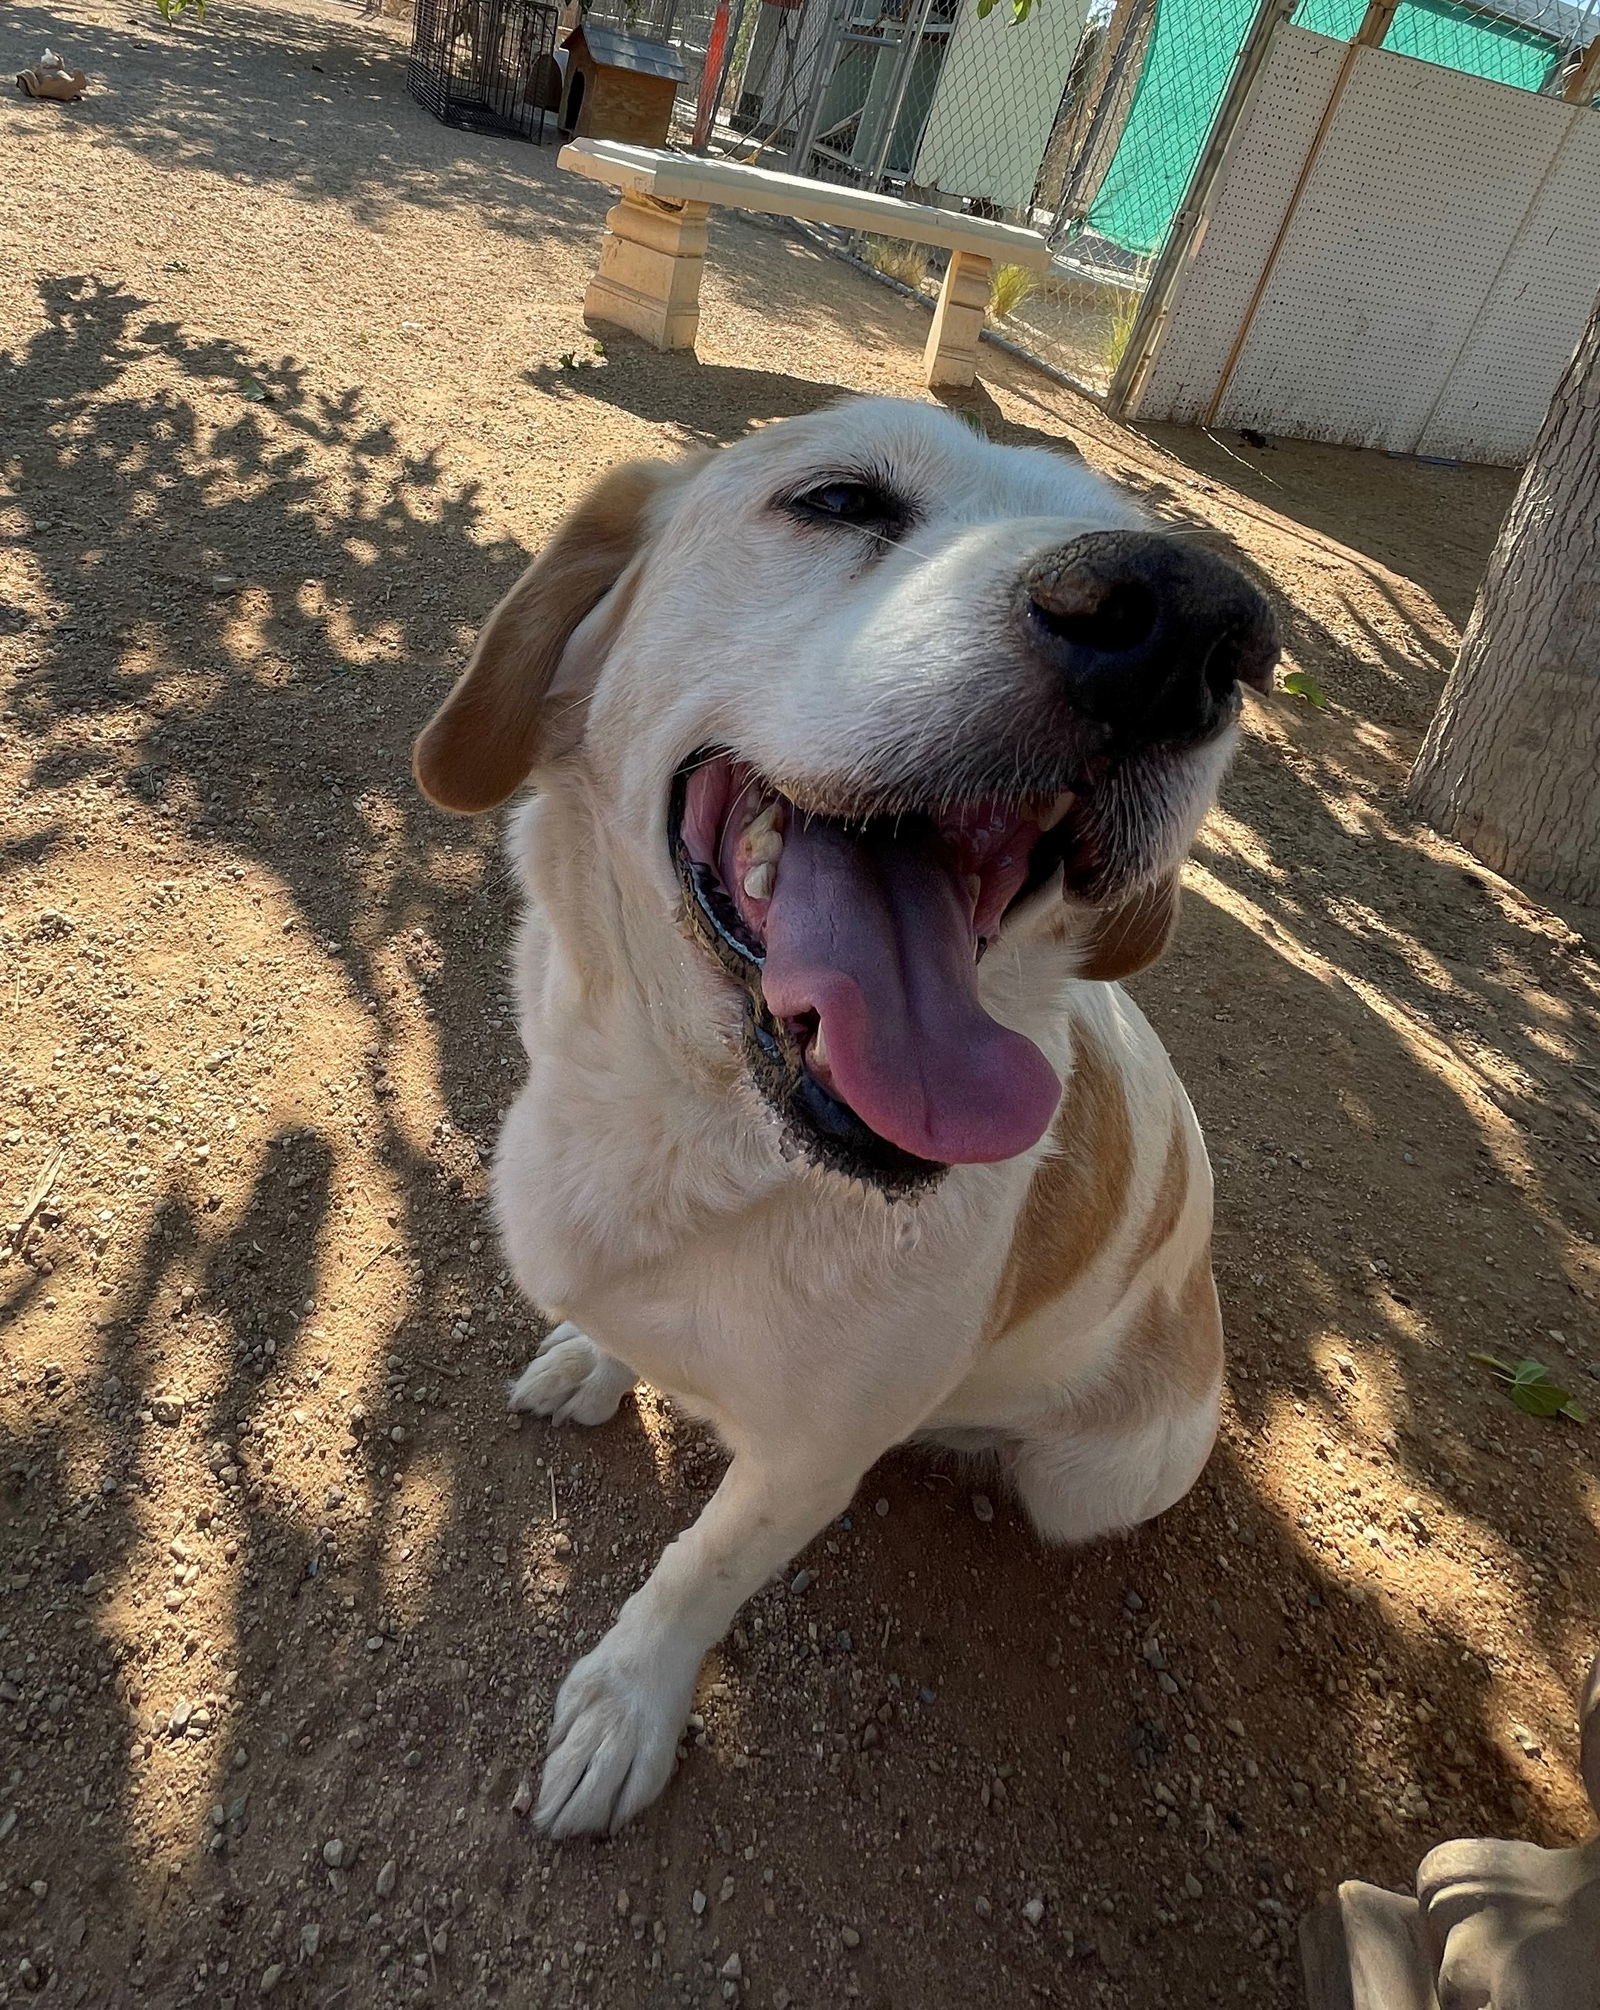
xmin=669 ymin=752 xmax=1096 ymax=1194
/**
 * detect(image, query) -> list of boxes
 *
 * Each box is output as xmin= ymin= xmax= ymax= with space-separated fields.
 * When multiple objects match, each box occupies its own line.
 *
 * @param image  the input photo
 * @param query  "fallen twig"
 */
xmin=4 ymin=1147 xmax=65 ymax=1263
xmin=351 ymin=1240 xmax=395 ymax=1282
xmin=422 ymin=1903 xmax=440 ymax=1993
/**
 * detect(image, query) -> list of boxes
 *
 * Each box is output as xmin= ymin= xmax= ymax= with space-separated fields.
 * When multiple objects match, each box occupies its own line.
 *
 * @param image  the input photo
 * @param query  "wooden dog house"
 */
xmin=559 ymin=22 xmax=684 ymax=146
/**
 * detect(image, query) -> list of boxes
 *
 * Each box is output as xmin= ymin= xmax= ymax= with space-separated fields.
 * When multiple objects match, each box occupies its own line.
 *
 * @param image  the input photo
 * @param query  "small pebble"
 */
xmin=512 ymin=1778 xmax=534 ymax=1818
xmin=720 ymin=1953 xmax=742 ymax=1979
xmin=789 ymin=1569 xmax=815 ymax=1596
xmin=259 ymin=1963 xmax=284 ymax=1996
xmin=376 ymin=1859 xmax=397 ymax=1899
xmin=971 ymin=1494 xmax=994 ymax=1523
xmin=692 ymin=1889 xmax=707 ymax=1916
xmin=1022 ymin=1898 xmax=1045 ymax=1927
xmin=322 ymin=1838 xmax=345 ymax=1869
xmin=841 ymin=1927 xmax=861 ymax=1949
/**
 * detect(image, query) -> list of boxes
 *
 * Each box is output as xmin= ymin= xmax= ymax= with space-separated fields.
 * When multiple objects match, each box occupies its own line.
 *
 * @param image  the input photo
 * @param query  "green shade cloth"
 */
xmin=1082 ymin=0 xmax=1561 ymax=257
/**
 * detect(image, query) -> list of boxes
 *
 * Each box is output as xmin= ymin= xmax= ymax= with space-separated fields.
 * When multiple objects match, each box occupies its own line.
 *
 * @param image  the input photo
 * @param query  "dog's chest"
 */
xmin=494 ymin=1046 xmax=1018 ymax=1411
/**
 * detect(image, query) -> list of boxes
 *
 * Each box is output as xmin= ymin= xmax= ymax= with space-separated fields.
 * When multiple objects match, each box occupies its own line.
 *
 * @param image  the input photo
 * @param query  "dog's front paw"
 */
xmin=510 ymin=1322 xmax=635 ymax=1428
xmin=536 ymin=1632 xmax=699 ymax=1839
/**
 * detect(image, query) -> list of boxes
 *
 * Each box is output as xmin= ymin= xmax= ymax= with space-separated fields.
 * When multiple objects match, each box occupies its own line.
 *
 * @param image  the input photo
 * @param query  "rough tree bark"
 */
xmin=1408 ymin=290 xmax=1600 ymax=906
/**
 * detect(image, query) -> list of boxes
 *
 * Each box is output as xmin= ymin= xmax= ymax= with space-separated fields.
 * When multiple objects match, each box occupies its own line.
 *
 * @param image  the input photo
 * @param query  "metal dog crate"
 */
xmin=408 ymin=0 xmax=563 ymax=143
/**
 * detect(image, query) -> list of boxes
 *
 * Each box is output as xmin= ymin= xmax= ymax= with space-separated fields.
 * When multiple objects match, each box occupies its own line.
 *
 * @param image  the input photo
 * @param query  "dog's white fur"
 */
xmin=415 ymin=400 xmax=1235 ymax=1838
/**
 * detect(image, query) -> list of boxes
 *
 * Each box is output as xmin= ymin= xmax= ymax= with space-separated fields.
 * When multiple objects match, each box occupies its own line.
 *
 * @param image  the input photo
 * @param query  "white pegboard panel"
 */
xmin=1416 ymin=107 xmax=1600 ymax=463
xmin=1216 ymin=48 xmax=1579 ymax=454
xmin=1131 ymin=26 xmax=1346 ymax=426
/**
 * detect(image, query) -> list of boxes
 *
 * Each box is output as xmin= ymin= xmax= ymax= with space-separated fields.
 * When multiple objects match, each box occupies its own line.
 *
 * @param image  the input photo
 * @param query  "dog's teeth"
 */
xmin=964 ymin=874 xmax=982 ymax=905
xmin=745 ymin=803 xmax=780 ymax=843
xmin=811 ymin=1023 xmax=829 ymax=1073
xmin=742 ymin=862 xmax=775 ymax=902
xmin=746 ymin=828 xmax=783 ymax=865
xmin=1037 ymin=791 xmax=1076 ymax=832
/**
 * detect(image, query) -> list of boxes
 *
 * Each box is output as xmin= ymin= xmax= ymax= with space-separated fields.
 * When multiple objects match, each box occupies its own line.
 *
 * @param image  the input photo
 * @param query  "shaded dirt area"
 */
xmin=2 ymin=2 xmax=1598 ymax=2006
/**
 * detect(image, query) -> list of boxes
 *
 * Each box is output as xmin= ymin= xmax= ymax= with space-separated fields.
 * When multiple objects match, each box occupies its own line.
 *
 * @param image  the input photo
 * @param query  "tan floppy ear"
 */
xmin=1074 ymin=873 xmax=1181 ymax=983
xmin=413 ymin=459 xmax=684 ymax=814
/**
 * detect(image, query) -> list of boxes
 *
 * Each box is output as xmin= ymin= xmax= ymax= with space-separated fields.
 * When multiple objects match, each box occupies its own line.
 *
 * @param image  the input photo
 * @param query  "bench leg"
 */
xmin=923 ymin=250 xmax=993 ymax=389
xmin=583 ymin=189 xmax=710 ymax=353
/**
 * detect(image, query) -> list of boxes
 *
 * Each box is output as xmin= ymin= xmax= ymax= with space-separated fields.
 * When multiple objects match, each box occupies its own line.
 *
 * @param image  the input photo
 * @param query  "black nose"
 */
xmin=1018 ymin=531 xmax=1279 ymax=743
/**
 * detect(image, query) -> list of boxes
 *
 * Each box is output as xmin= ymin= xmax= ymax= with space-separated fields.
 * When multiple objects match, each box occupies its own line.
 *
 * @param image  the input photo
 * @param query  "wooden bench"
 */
xmin=557 ymin=138 xmax=1052 ymax=389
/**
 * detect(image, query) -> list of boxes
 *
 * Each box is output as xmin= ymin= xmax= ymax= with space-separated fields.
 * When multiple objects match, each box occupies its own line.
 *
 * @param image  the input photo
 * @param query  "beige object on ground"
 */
xmin=1302 ymin=1655 xmax=1600 ymax=2009
xmin=557 ymin=138 xmax=1051 ymax=388
xmin=16 ymin=46 xmax=88 ymax=100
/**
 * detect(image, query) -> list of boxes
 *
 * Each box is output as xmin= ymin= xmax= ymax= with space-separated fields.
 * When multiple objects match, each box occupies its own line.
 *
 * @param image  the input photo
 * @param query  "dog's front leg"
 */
xmin=536 ymin=1446 xmax=863 ymax=1838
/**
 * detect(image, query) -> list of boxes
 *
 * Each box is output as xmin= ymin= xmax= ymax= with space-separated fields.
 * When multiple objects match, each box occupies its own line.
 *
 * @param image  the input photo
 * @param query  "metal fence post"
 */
xmin=787 ymin=0 xmax=854 ymax=172
xmin=1049 ymin=0 xmax=1155 ymax=234
xmin=692 ymin=0 xmax=746 ymax=146
xmin=863 ymin=0 xmax=942 ymax=191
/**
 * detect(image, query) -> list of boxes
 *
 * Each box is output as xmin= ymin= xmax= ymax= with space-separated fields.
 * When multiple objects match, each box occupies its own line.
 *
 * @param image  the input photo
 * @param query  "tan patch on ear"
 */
xmin=1122 ymin=1111 xmax=1190 ymax=1286
xmin=412 ymin=458 xmax=691 ymax=815
xmin=989 ymin=1023 xmax=1134 ymax=1343
xmin=1075 ymin=874 xmax=1180 ymax=983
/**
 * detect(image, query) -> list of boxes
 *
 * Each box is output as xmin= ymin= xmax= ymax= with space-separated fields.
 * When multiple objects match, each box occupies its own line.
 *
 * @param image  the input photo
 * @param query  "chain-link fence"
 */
xmin=576 ymin=0 xmax=1599 ymax=395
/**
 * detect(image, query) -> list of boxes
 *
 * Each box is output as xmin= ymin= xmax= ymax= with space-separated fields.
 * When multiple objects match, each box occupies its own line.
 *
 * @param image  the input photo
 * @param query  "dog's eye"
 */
xmin=783 ymin=478 xmax=911 ymax=539
xmin=800 ymin=481 xmax=884 ymax=521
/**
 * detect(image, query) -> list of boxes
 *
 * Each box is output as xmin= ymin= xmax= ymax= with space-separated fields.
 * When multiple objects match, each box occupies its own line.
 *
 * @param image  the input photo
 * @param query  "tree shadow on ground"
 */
xmin=6 ymin=268 xmax=518 ymax=1139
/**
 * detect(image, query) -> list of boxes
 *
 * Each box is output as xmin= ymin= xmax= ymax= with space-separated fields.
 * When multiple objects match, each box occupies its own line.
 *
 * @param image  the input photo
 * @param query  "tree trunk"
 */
xmin=1408 ymin=290 xmax=1600 ymax=906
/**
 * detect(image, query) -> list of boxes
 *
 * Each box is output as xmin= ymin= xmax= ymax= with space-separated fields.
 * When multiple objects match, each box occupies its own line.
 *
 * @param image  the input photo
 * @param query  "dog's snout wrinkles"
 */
xmin=1019 ymin=530 xmax=1279 ymax=743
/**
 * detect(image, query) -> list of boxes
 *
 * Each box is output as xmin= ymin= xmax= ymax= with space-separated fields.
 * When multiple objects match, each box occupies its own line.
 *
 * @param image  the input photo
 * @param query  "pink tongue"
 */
xmin=760 ymin=818 xmax=1061 ymax=1165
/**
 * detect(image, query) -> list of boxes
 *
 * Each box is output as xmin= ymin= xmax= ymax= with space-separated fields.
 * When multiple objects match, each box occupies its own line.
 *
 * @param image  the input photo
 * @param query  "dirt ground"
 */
xmin=3 ymin=2 xmax=1599 ymax=2006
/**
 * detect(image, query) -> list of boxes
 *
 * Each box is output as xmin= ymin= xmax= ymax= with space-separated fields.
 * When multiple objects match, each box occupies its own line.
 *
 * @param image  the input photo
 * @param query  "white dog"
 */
xmin=413 ymin=398 xmax=1277 ymax=1837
